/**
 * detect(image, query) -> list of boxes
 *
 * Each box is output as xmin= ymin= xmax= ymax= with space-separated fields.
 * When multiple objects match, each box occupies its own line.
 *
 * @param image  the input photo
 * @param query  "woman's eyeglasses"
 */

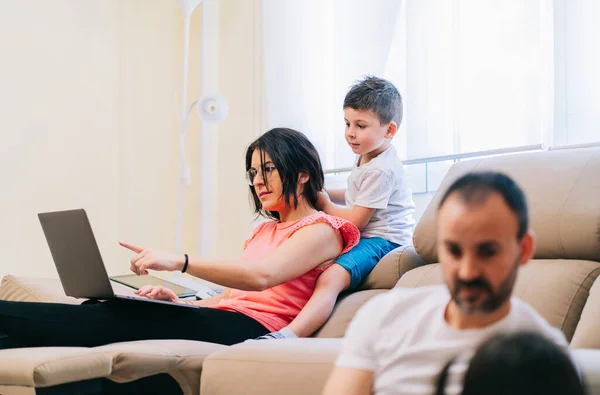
xmin=246 ymin=165 xmax=277 ymax=186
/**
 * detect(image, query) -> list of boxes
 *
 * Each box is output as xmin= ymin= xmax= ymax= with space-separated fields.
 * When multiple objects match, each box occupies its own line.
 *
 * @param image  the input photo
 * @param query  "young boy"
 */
xmin=258 ymin=76 xmax=415 ymax=339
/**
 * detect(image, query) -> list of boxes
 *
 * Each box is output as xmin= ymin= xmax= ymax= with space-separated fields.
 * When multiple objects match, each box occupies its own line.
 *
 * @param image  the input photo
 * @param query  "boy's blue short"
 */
xmin=336 ymin=236 xmax=400 ymax=290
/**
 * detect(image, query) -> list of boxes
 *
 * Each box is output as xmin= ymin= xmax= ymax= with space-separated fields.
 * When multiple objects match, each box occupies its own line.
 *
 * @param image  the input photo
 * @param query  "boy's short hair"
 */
xmin=343 ymin=75 xmax=403 ymax=126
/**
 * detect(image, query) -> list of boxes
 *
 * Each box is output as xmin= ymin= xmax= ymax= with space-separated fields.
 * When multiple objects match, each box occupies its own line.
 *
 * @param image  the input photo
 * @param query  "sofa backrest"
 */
xmin=355 ymin=245 xmax=425 ymax=291
xmin=396 ymin=261 xmax=600 ymax=345
xmin=321 ymin=147 xmax=600 ymax=339
xmin=413 ymin=147 xmax=600 ymax=264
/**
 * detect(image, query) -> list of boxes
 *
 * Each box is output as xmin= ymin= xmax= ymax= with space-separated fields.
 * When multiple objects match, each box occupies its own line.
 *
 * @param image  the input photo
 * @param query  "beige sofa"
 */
xmin=1 ymin=146 xmax=599 ymax=395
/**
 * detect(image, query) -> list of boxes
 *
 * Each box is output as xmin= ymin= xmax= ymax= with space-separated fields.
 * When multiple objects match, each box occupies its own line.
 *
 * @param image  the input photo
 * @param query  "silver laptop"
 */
xmin=38 ymin=209 xmax=198 ymax=308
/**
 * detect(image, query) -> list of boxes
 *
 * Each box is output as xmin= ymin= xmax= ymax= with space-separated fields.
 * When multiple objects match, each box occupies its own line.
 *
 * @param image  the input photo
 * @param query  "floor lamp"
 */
xmin=175 ymin=0 xmax=228 ymax=260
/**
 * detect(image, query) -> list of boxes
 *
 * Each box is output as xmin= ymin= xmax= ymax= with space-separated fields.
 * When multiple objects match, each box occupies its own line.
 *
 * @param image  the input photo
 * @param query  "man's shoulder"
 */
xmin=359 ymin=285 xmax=449 ymax=320
xmin=509 ymin=297 xmax=568 ymax=345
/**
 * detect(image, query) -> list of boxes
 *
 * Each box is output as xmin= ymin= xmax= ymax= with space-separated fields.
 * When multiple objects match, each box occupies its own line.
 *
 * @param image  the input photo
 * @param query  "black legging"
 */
xmin=0 ymin=298 xmax=269 ymax=349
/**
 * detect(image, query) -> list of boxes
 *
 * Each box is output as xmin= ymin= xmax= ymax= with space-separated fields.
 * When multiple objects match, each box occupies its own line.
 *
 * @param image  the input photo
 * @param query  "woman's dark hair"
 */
xmin=245 ymin=128 xmax=324 ymax=220
xmin=435 ymin=332 xmax=586 ymax=395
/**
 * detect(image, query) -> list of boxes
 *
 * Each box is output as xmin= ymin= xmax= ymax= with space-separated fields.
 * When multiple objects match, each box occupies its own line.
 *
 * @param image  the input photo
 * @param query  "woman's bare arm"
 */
xmin=122 ymin=223 xmax=344 ymax=292
xmin=181 ymin=288 xmax=231 ymax=307
xmin=183 ymin=224 xmax=343 ymax=290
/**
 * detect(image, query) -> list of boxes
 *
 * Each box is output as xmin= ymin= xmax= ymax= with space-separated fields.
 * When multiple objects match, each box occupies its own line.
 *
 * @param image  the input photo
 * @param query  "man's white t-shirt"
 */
xmin=336 ymin=285 xmax=567 ymax=395
xmin=345 ymin=145 xmax=415 ymax=245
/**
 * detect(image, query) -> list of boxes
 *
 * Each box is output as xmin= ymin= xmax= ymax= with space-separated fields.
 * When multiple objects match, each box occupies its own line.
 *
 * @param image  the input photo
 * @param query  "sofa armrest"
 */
xmin=0 ymin=275 xmax=140 ymax=304
xmin=0 ymin=275 xmax=80 ymax=304
xmin=572 ymin=349 xmax=600 ymax=395
xmin=199 ymin=343 xmax=600 ymax=395
xmin=571 ymin=277 xmax=600 ymax=349
xmin=0 ymin=348 xmax=112 ymax=388
xmin=357 ymin=245 xmax=426 ymax=291
xmin=200 ymin=339 xmax=342 ymax=395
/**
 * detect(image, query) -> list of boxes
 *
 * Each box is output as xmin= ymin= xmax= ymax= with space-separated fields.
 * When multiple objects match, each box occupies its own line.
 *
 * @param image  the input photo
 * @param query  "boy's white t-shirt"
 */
xmin=336 ymin=285 xmax=568 ymax=395
xmin=345 ymin=145 xmax=415 ymax=245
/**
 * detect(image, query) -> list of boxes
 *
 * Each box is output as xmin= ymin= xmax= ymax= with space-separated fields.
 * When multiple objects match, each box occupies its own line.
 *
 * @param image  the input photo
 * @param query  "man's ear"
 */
xmin=519 ymin=230 xmax=535 ymax=266
xmin=385 ymin=121 xmax=398 ymax=139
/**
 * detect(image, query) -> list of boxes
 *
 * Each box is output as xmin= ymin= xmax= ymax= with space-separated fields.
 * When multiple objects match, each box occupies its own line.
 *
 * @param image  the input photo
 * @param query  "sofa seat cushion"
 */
xmin=396 ymin=260 xmax=600 ymax=342
xmin=314 ymin=289 xmax=387 ymax=338
xmin=0 ymin=340 xmax=227 ymax=395
xmin=0 ymin=347 xmax=112 ymax=387
xmin=95 ymin=341 xmax=181 ymax=383
xmin=97 ymin=339 xmax=226 ymax=395
xmin=201 ymin=339 xmax=342 ymax=395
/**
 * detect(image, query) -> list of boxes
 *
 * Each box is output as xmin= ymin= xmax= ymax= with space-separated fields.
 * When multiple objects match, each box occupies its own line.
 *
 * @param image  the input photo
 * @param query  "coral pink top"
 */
xmin=213 ymin=212 xmax=359 ymax=331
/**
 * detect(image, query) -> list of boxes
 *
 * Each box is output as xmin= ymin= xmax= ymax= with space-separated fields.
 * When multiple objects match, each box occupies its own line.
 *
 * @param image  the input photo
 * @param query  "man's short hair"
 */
xmin=343 ymin=75 xmax=403 ymax=126
xmin=438 ymin=172 xmax=529 ymax=240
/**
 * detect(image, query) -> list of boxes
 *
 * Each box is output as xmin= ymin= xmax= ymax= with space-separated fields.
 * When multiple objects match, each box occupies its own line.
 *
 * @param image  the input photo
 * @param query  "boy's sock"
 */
xmin=250 ymin=327 xmax=298 ymax=341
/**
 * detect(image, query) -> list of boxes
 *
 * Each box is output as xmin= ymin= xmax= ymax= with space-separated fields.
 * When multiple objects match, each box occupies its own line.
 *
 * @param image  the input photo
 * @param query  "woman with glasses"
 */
xmin=0 ymin=128 xmax=359 ymax=349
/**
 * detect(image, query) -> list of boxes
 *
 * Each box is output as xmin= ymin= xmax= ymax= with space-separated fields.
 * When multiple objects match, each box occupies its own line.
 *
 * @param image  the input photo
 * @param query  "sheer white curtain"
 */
xmin=262 ymin=0 xmax=401 ymax=170
xmin=385 ymin=0 xmax=552 ymax=160
xmin=554 ymin=0 xmax=600 ymax=146
xmin=261 ymin=0 xmax=600 ymax=178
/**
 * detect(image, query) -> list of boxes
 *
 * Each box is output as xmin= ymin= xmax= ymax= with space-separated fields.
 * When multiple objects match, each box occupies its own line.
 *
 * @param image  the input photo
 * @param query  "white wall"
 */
xmin=214 ymin=0 xmax=264 ymax=259
xmin=210 ymin=1 xmax=437 ymax=260
xmin=0 ymin=0 xmax=428 ymax=282
xmin=0 ymin=1 xmax=188 ymax=278
xmin=0 ymin=0 xmax=265 ymax=280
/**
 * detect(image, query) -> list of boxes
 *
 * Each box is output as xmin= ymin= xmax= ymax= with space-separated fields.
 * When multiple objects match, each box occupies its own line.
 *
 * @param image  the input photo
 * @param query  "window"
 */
xmin=262 ymin=0 xmax=600 ymax=193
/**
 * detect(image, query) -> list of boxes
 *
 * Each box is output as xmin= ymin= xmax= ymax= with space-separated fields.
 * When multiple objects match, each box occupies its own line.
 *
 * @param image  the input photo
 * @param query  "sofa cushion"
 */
xmin=570 ymin=276 xmax=600 ymax=349
xmin=0 ymin=275 xmax=80 ymax=304
xmin=314 ymin=289 xmax=387 ymax=338
xmin=95 ymin=341 xmax=180 ymax=383
xmin=96 ymin=339 xmax=226 ymax=395
xmin=356 ymin=245 xmax=426 ymax=291
xmin=201 ymin=339 xmax=341 ymax=395
xmin=396 ymin=260 xmax=600 ymax=342
xmin=0 ymin=275 xmax=137 ymax=304
xmin=414 ymin=147 xmax=600 ymax=264
xmin=0 ymin=347 xmax=112 ymax=387
xmin=0 ymin=340 xmax=227 ymax=395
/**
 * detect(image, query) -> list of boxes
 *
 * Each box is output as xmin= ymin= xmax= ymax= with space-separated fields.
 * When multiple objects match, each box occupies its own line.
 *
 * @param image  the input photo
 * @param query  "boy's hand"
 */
xmin=316 ymin=190 xmax=331 ymax=211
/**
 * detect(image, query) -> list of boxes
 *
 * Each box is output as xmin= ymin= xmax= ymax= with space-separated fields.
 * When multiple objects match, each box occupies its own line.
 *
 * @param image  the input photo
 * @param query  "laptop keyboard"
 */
xmin=117 ymin=294 xmax=199 ymax=308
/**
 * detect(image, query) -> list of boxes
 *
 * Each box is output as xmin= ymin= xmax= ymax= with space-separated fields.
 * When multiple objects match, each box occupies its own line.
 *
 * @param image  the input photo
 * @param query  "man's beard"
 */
xmin=449 ymin=255 xmax=520 ymax=315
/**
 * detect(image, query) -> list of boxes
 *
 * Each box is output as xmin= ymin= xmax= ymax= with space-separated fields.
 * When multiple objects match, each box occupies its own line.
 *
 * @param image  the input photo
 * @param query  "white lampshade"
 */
xmin=197 ymin=94 xmax=229 ymax=123
xmin=177 ymin=0 xmax=202 ymax=17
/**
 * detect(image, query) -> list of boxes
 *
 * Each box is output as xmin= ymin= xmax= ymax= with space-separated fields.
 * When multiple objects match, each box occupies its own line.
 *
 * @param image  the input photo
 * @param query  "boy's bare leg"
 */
xmin=286 ymin=264 xmax=351 ymax=337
